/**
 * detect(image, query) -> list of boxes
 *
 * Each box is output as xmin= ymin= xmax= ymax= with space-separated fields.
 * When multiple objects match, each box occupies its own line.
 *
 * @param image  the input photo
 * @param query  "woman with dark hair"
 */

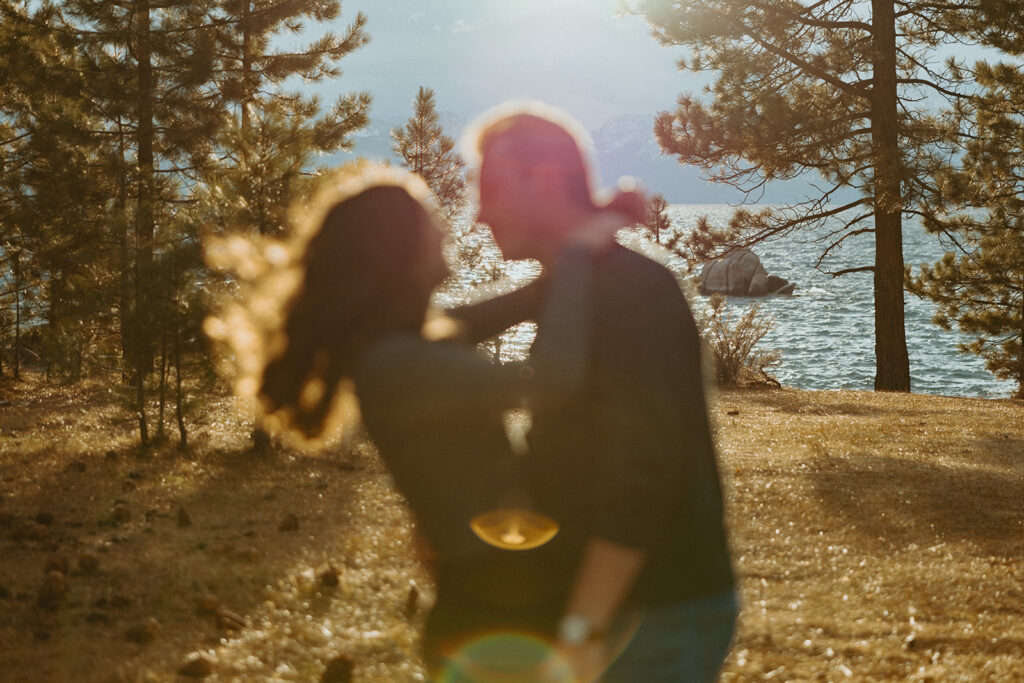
xmin=216 ymin=166 xmax=638 ymax=679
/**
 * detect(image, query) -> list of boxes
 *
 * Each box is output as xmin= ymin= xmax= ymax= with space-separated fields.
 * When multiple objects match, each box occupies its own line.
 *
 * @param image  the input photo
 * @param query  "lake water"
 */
xmin=440 ymin=205 xmax=1016 ymax=399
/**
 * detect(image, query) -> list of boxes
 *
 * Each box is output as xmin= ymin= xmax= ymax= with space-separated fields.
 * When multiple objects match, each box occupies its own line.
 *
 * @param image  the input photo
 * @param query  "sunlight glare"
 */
xmin=470 ymin=508 xmax=559 ymax=551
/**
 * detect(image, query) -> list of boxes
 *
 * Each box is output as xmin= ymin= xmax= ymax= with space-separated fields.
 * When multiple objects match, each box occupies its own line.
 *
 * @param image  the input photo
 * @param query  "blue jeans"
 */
xmin=601 ymin=590 xmax=738 ymax=683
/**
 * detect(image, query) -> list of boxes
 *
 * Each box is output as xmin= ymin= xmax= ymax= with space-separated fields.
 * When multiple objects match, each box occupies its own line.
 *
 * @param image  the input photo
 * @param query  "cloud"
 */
xmin=451 ymin=19 xmax=474 ymax=35
xmin=407 ymin=12 xmax=424 ymax=24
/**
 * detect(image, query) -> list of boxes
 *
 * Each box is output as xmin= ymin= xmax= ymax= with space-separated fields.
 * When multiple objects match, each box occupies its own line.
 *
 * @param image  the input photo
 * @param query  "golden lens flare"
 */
xmin=469 ymin=508 xmax=559 ymax=551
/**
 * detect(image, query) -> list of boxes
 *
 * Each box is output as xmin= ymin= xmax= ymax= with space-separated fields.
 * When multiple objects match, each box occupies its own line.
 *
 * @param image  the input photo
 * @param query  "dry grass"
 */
xmin=1 ymin=373 xmax=1022 ymax=681
xmin=714 ymin=387 xmax=1024 ymax=682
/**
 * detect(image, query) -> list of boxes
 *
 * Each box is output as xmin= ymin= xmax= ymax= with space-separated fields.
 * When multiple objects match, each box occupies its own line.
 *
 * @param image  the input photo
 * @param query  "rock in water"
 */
xmin=699 ymin=248 xmax=795 ymax=297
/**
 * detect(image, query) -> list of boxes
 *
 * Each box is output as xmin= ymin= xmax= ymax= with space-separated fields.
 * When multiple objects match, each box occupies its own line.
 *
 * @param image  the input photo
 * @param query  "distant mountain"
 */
xmin=590 ymin=113 xmax=856 ymax=204
xmin=322 ymin=111 xmax=469 ymax=168
xmin=328 ymin=111 xmax=852 ymax=205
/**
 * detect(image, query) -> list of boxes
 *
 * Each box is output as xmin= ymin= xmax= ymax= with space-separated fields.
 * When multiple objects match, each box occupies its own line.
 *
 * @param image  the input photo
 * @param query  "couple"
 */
xmin=255 ymin=102 xmax=736 ymax=682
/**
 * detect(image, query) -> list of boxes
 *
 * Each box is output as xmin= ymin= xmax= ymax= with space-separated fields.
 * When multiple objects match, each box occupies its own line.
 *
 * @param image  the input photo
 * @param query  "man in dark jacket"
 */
xmin=450 ymin=101 xmax=737 ymax=682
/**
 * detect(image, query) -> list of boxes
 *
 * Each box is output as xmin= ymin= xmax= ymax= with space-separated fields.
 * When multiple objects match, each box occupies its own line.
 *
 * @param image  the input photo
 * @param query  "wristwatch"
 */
xmin=557 ymin=614 xmax=602 ymax=645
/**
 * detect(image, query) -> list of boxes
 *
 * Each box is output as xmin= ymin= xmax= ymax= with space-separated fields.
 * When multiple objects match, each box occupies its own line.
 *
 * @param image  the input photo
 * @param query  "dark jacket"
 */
xmin=453 ymin=244 xmax=735 ymax=607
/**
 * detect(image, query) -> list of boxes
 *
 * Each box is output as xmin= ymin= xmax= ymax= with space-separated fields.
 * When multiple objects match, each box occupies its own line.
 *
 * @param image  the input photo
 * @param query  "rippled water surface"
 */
xmin=441 ymin=205 xmax=1015 ymax=399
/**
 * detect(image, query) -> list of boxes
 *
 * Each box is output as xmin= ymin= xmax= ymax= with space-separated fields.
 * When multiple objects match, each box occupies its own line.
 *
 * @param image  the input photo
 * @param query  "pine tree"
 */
xmin=53 ymin=0 xmax=224 ymax=443
xmin=635 ymin=0 xmax=987 ymax=391
xmin=392 ymin=86 xmax=467 ymax=219
xmin=209 ymin=0 xmax=372 ymax=236
xmin=1 ymin=0 xmax=115 ymax=380
xmin=643 ymin=193 xmax=671 ymax=245
xmin=391 ymin=86 xmax=504 ymax=290
xmin=909 ymin=61 xmax=1024 ymax=397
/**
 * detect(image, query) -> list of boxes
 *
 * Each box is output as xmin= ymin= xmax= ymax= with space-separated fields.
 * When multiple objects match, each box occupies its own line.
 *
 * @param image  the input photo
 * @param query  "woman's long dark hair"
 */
xmin=256 ymin=176 xmax=439 ymax=439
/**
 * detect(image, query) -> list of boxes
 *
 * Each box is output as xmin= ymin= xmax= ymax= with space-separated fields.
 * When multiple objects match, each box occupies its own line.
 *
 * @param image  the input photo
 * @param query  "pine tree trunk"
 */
xmin=174 ymin=316 xmax=187 ymax=449
xmin=117 ymin=118 xmax=133 ymax=374
xmin=241 ymin=0 xmax=252 ymax=139
xmin=870 ymin=0 xmax=910 ymax=392
xmin=13 ymin=249 xmax=21 ymax=380
xmin=1017 ymin=279 xmax=1024 ymax=400
xmin=158 ymin=325 xmax=167 ymax=440
xmin=135 ymin=0 xmax=154 ymax=445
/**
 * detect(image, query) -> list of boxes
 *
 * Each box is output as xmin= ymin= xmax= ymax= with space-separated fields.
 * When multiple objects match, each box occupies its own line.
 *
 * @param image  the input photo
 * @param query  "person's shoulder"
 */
xmin=602 ymin=244 xmax=685 ymax=300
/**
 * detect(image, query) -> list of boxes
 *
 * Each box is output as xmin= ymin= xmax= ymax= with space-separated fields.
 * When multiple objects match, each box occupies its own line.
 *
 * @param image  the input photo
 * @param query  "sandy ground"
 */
xmin=1 ymin=374 xmax=1022 ymax=681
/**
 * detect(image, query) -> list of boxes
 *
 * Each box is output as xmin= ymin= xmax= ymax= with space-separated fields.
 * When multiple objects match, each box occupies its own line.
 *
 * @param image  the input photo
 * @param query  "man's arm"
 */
xmin=555 ymin=539 xmax=647 ymax=682
xmin=446 ymin=279 xmax=543 ymax=345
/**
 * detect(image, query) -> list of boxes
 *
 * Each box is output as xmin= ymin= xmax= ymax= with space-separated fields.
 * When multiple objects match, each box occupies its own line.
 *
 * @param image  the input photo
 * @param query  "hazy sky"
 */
xmin=316 ymin=0 xmax=700 ymax=127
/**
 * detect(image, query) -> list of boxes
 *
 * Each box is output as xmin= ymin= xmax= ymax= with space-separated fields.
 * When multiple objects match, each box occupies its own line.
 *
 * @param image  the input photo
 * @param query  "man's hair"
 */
xmin=463 ymin=100 xmax=598 ymax=208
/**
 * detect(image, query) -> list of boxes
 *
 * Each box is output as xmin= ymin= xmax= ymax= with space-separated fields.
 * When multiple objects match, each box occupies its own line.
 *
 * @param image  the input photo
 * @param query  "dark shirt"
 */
xmin=452 ymin=243 xmax=735 ymax=607
xmin=351 ymin=246 xmax=597 ymax=644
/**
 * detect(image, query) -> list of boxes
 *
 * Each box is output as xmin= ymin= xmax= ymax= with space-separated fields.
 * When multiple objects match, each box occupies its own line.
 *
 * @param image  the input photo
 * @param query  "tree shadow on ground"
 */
xmin=0 ymin=425 xmax=409 ymax=681
xmin=724 ymin=387 xmax=1024 ymax=422
xmin=808 ymin=447 xmax=1023 ymax=557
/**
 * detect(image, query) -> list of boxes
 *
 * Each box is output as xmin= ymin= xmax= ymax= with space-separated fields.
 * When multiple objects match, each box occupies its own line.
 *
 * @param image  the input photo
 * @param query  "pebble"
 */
xmin=45 ymin=554 xmax=71 ymax=575
xmin=321 ymin=656 xmax=354 ymax=683
xmin=318 ymin=566 xmax=340 ymax=588
xmin=124 ymin=617 xmax=161 ymax=644
xmin=111 ymin=504 xmax=131 ymax=525
xmin=404 ymin=582 xmax=420 ymax=617
xmin=78 ymin=552 xmax=100 ymax=574
xmin=110 ymin=593 xmax=134 ymax=610
xmin=197 ymin=594 xmax=220 ymax=615
xmin=278 ymin=513 xmax=299 ymax=532
xmin=178 ymin=655 xmax=214 ymax=678
xmin=37 ymin=571 xmax=68 ymax=610
xmin=215 ymin=608 xmax=247 ymax=631
xmin=235 ymin=546 xmax=260 ymax=562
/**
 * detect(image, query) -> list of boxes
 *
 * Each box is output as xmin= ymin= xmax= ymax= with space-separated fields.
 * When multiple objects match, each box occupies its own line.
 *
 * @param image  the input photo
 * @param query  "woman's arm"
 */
xmin=356 ymin=212 xmax=630 ymax=419
xmin=354 ymin=245 xmax=597 ymax=420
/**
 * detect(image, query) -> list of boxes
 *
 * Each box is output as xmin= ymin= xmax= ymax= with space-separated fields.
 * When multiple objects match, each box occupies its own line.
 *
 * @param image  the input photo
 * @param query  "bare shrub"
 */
xmin=699 ymin=295 xmax=781 ymax=387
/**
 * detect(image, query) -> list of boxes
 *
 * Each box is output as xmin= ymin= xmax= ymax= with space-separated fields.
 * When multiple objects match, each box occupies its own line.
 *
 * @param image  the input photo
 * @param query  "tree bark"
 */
xmin=1017 ymin=277 xmax=1024 ymax=399
xmin=240 ymin=0 xmax=252 ymax=140
xmin=13 ymin=248 xmax=21 ymax=380
xmin=173 ymin=311 xmax=187 ymax=449
xmin=870 ymin=0 xmax=910 ymax=392
xmin=135 ymin=0 xmax=154 ymax=444
xmin=117 ymin=117 xmax=133 ymax=374
xmin=158 ymin=324 xmax=167 ymax=440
